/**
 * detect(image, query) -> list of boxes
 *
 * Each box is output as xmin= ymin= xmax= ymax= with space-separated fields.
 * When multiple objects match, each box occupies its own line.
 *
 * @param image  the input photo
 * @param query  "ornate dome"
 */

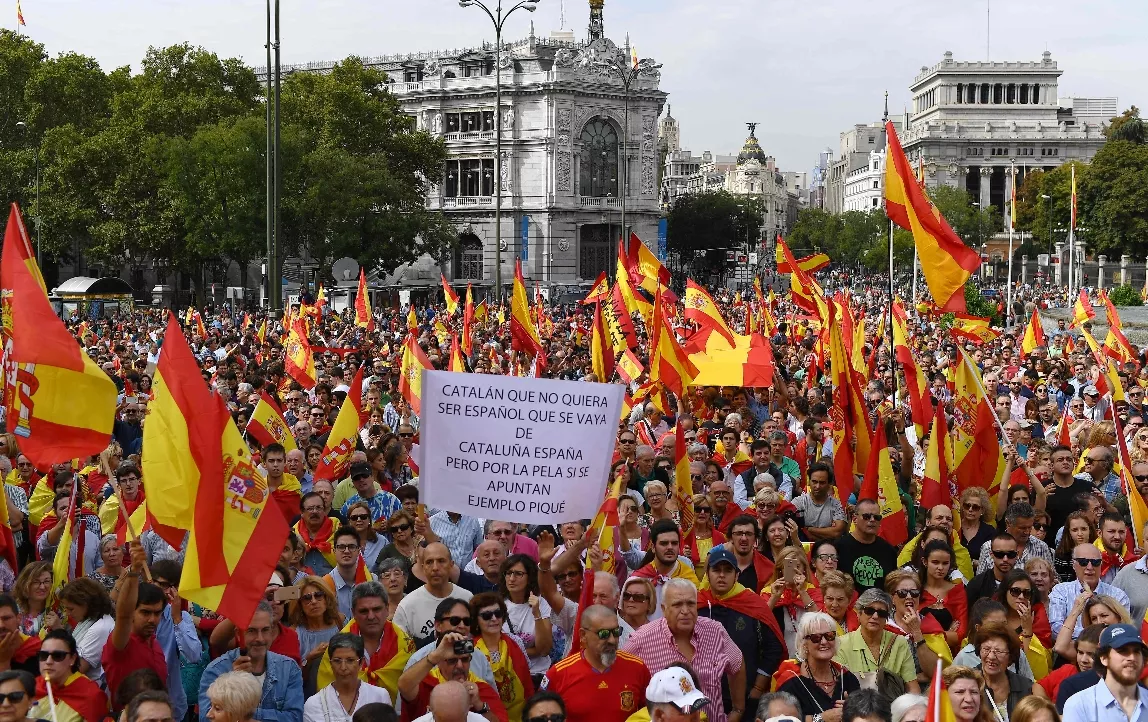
xmin=737 ymin=124 xmax=767 ymax=165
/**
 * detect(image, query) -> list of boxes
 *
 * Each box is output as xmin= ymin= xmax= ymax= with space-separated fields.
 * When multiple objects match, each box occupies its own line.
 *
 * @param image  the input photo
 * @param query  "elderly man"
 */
xmin=285 ymin=449 xmax=313 ymax=494
xmin=295 ymin=492 xmax=336 ymax=576
xmin=543 ymin=605 xmax=651 ymax=722
xmin=197 ymin=601 xmax=304 ymax=722
xmin=709 ymin=480 xmax=742 ymax=533
xmin=697 ymin=548 xmax=785 ymax=712
xmin=975 ymin=501 xmax=1054 ymax=574
xmin=756 ymin=692 xmax=803 ymax=722
xmin=635 ymin=403 xmax=670 ymax=448
xmin=623 ymin=579 xmax=746 ymax=722
xmin=455 ymin=540 xmax=505 ymax=595
xmin=632 ymin=444 xmax=660 ymax=496
xmin=1048 ymin=542 xmax=1132 ymax=641
xmin=1078 ymin=444 xmax=1123 ymax=503
xmin=315 ymin=581 xmax=414 ymax=700
xmin=292 ymin=420 xmax=313 ymax=450
xmin=397 ymin=632 xmax=504 ymax=722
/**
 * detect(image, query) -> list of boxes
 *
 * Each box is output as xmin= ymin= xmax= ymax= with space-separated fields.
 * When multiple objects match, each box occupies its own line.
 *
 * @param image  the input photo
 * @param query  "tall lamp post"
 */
xmin=265 ymin=0 xmax=282 ymax=313
xmin=592 ymin=39 xmax=660 ymax=253
xmin=14 ymin=121 xmax=41 ymax=268
xmin=458 ymin=0 xmax=539 ymax=298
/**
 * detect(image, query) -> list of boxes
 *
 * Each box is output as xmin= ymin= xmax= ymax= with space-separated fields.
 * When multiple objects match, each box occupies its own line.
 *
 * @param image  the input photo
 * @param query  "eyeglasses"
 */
xmin=349 ymin=514 xmax=371 ymax=522
xmin=334 ymin=543 xmax=360 ymax=552
xmin=37 ymin=650 xmax=70 ymax=662
xmin=696 ymin=507 xmax=712 ymax=514
xmin=806 ymin=631 xmax=837 ymax=644
xmin=861 ymin=606 xmax=890 ymax=619
xmin=859 ymin=512 xmax=881 ymax=521
xmin=618 ymin=439 xmax=636 ymax=445
xmin=504 ymin=569 xmax=527 ymax=579
xmin=0 ymin=692 xmax=27 ymax=706
xmin=302 ymin=506 xmax=324 ymax=514
xmin=527 ymin=715 xmax=566 ymax=722
xmin=992 ymin=550 xmax=1018 ymax=560
xmin=555 ymin=570 xmax=582 ymax=581
xmin=622 ymin=592 xmax=649 ymax=602
xmin=1008 ymin=587 xmax=1032 ymax=599
xmin=690 ymin=474 xmax=702 ymax=481
xmin=390 ymin=523 xmax=412 ymax=533
xmin=592 ymin=627 xmax=624 ymax=640
xmin=816 ymin=553 xmax=838 ymax=561
xmin=300 ymin=592 xmax=325 ymax=603
xmin=478 ymin=609 xmax=505 ymax=621
xmin=437 ymin=615 xmax=471 ymax=627
xmin=1074 ymin=557 xmax=1103 ymax=567
xmin=963 ymin=503 xmax=982 ymax=511
xmin=893 ymin=589 xmax=921 ymax=599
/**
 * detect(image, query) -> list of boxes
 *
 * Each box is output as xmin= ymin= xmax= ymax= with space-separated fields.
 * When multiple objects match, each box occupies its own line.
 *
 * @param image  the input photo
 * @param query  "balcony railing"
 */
xmin=443 ymin=196 xmax=494 ymax=208
xmin=579 ymin=197 xmax=623 ymax=208
xmin=444 ymin=131 xmax=495 ymax=141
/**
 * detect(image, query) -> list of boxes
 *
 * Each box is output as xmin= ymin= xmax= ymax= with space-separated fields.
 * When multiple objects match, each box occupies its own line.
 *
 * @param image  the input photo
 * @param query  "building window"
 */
xmin=1020 ymin=84 xmax=1029 ymax=104
xmin=578 ymin=119 xmax=619 ymax=198
xmin=980 ymin=83 xmax=990 ymax=103
xmin=444 ymin=159 xmax=495 ymax=197
xmin=872 ymin=198 xmax=878 ymax=207
xmin=456 ymin=234 xmax=483 ymax=280
xmin=965 ymin=147 xmax=983 ymax=157
xmin=956 ymin=83 xmax=963 ymax=103
xmin=1007 ymin=83 xmax=1016 ymax=104
xmin=872 ymin=181 xmax=879 ymax=189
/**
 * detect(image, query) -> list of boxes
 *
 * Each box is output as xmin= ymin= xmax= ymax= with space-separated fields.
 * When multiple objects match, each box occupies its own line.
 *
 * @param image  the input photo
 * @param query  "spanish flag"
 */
xmin=924 ymin=661 xmax=956 ymax=722
xmin=948 ymin=312 xmax=999 ymax=345
xmin=46 ymin=484 xmax=83 ymax=609
xmin=615 ymin=243 xmax=653 ymax=326
xmin=0 ymin=204 xmax=116 ymax=467
xmin=448 ymin=335 xmax=466 ymax=373
xmin=776 ymin=237 xmax=828 ymax=324
xmin=884 ymin=122 xmax=980 ymax=312
xmin=245 ymin=392 xmax=297 ymax=452
xmin=892 ymin=301 xmax=932 ymax=437
xmin=510 ymin=260 xmax=544 ymax=357
xmin=625 ymin=233 xmax=672 ymax=296
xmin=1070 ymin=289 xmax=1095 ymax=328
xmin=407 ymin=306 xmax=418 ymax=333
xmin=472 ymin=298 xmax=489 ymax=324
xmin=684 ymin=280 xmax=736 ymax=347
xmin=920 ymin=406 xmax=952 ymax=511
xmin=398 ymin=333 xmax=433 ymax=415
xmin=673 ymin=421 xmax=695 ymax=535
xmin=605 ymin=283 xmax=638 ymax=352
xmin=827 ymin=301 xmax=870 ymax=502
xmin=143 ymin=313 xmax=288 ymax=627
xmin=256 ymin=318 xmax=267 ymax=345
xmin=859 ymin=419 xmax=907 ymax=546
xmin=1114 ymin=412 xmax=1148 ymax=552
xmin=590 ymin=301 xmax=615 ymax=383
xmin=355 ymin=269 xmax=374 ymax=332
xmin=648 ymin=287 xmax=697 ymax=398
xmin=283 ymin=315 xmax=316 ymax=389
xmin=774 ymin=243 xmax=830 ymax=274
xmin=441 ymin=274 xmax=460 ymax=315
xmin=615 ymin=350 xmax=644 ymax=385
xmin=1019 ymin=309 xmax=1046 ymax=359
xmin=314 ymin=367 xmax=365 ymax=483
xmin=950 ymin=350 xmax=1007 ymax=501
xmin=461 ymin=284 xmax=474 ymax=356
xmin=581 ymin=271 xmax=609 ymax=305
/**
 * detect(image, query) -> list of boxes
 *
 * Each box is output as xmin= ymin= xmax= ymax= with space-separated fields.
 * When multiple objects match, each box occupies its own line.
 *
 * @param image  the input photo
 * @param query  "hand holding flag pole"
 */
xmin=110 ymin=477 xmax=152 ymax=581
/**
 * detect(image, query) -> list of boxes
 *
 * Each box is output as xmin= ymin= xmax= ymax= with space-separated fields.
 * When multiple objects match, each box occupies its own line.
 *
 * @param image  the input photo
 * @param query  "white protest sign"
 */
xmin=419 ymin=370 xmax=624 ymax=524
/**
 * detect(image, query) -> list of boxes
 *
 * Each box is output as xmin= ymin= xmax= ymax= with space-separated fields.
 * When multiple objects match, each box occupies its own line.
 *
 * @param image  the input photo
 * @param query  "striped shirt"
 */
xmin=621 ymin=617 xmax=743 ymax=722
xmin=429 ymin=512 xmax=484 ymax=566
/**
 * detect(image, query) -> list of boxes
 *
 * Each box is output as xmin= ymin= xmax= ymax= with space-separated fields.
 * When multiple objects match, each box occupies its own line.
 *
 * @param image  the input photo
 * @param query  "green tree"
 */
xmin=929 ymin=185 xmax=999 ymax=244
xmin=1106 ymin=106 xmax=1145 ymax=144
xmin=1108 ymin=284 xmax=1143 ymax=307
xmin=1079 ymin=140 xmax=1148 ymax=257
xmin=788 ymin=207 xmax=841 ymax=258
xmin=666 ymin=190 xmax=762 ymax=282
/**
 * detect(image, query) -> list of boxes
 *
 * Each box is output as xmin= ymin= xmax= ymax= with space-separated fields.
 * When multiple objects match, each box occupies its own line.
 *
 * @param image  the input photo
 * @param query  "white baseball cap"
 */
xmin=645 ymin=667 xmax=709 ymax=713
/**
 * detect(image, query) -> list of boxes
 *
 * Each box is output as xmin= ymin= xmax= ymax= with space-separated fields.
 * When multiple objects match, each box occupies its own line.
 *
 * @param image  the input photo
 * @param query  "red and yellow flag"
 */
xmin=827 ymin=301 xmax=871 ymax=502
xmin=581 ymin=272 xmax=609 ymax=305
xmin=462 ymin=284 xmax=475 ymax=356
xmin=245 ymin=392 xmax=297 ymax=452
xmin=314 ymin=367 xmax=365 ymax=482
xmin=776 ymin=237 xmax=829 ymax=324
xmin=920 ymin=406 xmax=952 ymax=511
xmin=1 ymin=204 xmax=116 ymax=467
xmin=616 ymin=350 xmax=644 ymax=385
xmin=924 ymin=661 xmax=956 ymax=722
xmin=774 ymin=244 xmax=830 ymax=274
xmin=398 ymin=333 xmax=433 ymax=415
xmin=648 ymin=288 xmax=697 ymax=398
xmin=884 ymin=122 xmax=980 ymax=312
xmin=354 ymin=269 xmax=374 ymax=332
xmin=1071 ymin=289 xmax=1095 ymax=328
xmin=590 ymin=301 xmax=615 ymax=383
xmin=615 ymin=242 xmax=653 ymax=326
xmin=892 ymin=301 xmax=932 ymax=438
xmin=948 ymin=312 xmax=999 ymax=345
xmin=510 ymin=260 xmax=544 ymax=356
xmin=448 ymin=335 xmax=466 ymax=373
xmin=283 ymin=315 xmax=316 ymax=389
xmin=684 ymin=280 xmax=736 ymax=348
xmin=625 ymin=233 xmax=672 ymax=296
xmin=1019 ymin=309 xmax=1046 ymax=359
xmin=604 ymin=283 xmax=638 ymax=353
xmin=859 ymin=417 xmax=908 ymax=547
xmin=951 ymin=350 xmax=1007 ymax=501
xmin=673 ymin=421 xmax=695 ymax=535
xmin=143 ymin=313 xmax=288 ymax=627
xmin=441 ymin=274 xmax=460 ymax=315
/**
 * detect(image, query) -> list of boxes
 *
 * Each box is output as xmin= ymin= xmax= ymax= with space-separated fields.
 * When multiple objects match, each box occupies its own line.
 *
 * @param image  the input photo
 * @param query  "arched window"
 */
xmin=455 ymin=233 xmax=484 ymax=280
xmin=578 ymin=119 xmax=619 ymax=198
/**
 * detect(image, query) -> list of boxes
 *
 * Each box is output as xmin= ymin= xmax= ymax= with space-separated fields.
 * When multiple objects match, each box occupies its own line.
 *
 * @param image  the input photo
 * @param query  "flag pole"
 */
xmin=888 ymin=218 xmax=898 ymax=415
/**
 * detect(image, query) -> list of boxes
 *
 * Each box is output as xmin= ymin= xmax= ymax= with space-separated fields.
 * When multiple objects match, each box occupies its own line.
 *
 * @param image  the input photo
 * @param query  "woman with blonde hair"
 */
xmin=818 ymin=570 xmax=856 ymax=634
xmin=957 ymin=487 xmax=995 ymax=565
xmin=204 ymin=671 xmax=262 ymax=722
xmin=288 ymin=576 xmax=343 ymax=668
xmin=775 ymin=612 xmax=860 ymax=721
xmin=680 ymin=493 xmax=724 ymax=566
xmin=763 ymin=546 xmax=822 ymax=652
xmin=637 ymin=480 xmax=677 ymax=528
xmin=1024 ymin=557 xmax=1056 ymax=598
xmin=1130 ymin=427 xmax=1148 ymax=463
xmin=12 ymin=563 xmax=54 ymax=636
xmin=942 ymin=666 xmax=989 ymax=722
xmin=1009 ymin=695 xmax=1060 ymax=722
xmin=619 ymin=577 xmax=655 ymax=632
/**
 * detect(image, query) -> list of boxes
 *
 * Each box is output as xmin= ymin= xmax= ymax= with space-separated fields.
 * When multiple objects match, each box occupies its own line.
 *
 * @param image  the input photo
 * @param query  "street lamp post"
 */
xmin=459 ymin=0 xmax=539 ymax=298
xmin=592 ymin=39 xmax=660 ymax=254
xmin=14 ymin=121 xmax=40 ymax=268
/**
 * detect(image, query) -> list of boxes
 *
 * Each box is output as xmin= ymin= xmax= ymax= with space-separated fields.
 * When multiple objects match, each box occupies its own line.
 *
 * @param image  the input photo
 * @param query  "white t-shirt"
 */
xmin=411 ymin=713 xmax=487 ymax=722
xmin=303 ymin=682 xmax=392 ymax=722
xmin=75 ymin=615 xmax=115 ymax=686
xmin=392 ymin=584 xmax=473 ymax=643
xmin=503 ymin=597 xmax=554 ymax=675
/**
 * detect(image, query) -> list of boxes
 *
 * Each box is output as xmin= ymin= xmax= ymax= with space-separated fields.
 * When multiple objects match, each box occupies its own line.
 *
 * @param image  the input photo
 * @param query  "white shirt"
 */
xmin=74 ymin=615 xmax=115 ymax=687
xmin=393 ymin=584 xmax=473 ymax=644
xmin=411 ymin=713 xmax=488 ymax=722
xmin=303 ymin=682 xmax=392 ymax=722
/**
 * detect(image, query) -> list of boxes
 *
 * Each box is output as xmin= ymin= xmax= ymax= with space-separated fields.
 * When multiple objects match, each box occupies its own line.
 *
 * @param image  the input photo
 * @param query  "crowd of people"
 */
xmin=0 ymin=276 xmax=1144 ymax=722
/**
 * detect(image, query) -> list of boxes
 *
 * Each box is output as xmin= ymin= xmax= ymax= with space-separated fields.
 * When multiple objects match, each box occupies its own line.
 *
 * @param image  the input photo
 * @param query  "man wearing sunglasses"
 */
xmin=834 ymin=499 xmax=898 ymax=594
xmin=397 ymin=631 xmax=504 ymax=722
xmin=975 ymin=502 xmax=1054 ymax=575
xmin=542 ymin=605 xmax=650 ymax=722
xmin=403 ymin=598 xmax=495 ymax=686
xmin=1048 ymin=543 xmax=1131 ymax=641
xmin=965 ymin=533 xmax=1019 ymax=603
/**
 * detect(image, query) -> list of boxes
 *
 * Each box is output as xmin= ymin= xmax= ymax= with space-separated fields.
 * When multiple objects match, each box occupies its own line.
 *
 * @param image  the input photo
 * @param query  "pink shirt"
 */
xmin=509 ymin=533 xmax=539 ymax=561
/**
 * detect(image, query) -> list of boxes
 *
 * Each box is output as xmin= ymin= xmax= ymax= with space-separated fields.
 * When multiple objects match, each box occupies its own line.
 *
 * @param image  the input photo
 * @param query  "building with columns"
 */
xmin=900 ymin=50 xmax=1112 ymax=218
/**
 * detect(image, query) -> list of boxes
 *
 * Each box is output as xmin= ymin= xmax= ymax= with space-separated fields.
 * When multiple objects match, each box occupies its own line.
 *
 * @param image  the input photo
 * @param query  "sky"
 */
xmin=14 ymin=0 xmax=1147 ymax=173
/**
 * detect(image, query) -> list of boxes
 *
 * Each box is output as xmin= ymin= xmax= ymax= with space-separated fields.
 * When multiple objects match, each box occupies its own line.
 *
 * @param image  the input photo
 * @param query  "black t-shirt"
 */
xmin=1045 ymin=477 xmax=1096 ymax=537
xmin=834 ymin=532 xmax=898 ymax=593
xmin=958 ymin=521 xmax=997 ymax=565
xmin=778 ymin=669 xmax=861 ymax=720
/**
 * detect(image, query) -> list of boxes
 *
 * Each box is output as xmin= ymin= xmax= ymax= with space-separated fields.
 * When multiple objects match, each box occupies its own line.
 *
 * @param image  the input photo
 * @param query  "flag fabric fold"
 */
xmin=510 ymin=260 xmax=545 ymax=358
xmin=245 ymin=392 xmax=298 ymax=452
xmin=684 ymin=280 xmax=736 ymax=347
xmin=313 ymin=367 xmax=365 ymax=483
xmin=398 ymin=334 xmax=433 ymax=415
xmin=648 ymin=288 xmax=698 ymax=398
xmin=355 ymin=270 xmax=374 ymax=332
xmin=858 ymin=419 xmax=907 ymax=546
xmin=441 ymin=275 xmax=460 ymax=315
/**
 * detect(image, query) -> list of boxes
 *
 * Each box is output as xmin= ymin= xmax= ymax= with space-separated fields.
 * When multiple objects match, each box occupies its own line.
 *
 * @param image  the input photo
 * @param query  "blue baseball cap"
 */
xmin=707 ymin=547 xmax=737 ymax=570
xmin=1099 ymin=623 xmax=1147 ymax=651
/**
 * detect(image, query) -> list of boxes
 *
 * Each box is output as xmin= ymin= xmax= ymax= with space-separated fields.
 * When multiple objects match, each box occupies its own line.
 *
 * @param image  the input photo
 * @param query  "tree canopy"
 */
xmin=0 ymin=30 xmax=453 ymax=292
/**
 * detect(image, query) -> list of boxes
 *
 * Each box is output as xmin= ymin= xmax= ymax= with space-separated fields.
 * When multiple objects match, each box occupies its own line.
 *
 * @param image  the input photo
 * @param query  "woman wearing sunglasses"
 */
xmin=881 ymin=571 xmax=942 ymax=685
xmin=377 ymin=510 xmax=420 ymax=586
xmin=990 ymin=569 xmax=1053 ymax=678
xmin=1130 ymin=429 xmax=1148 ymax=463
xmin=1053 ymin=511 xmax=1095 ymax=582
xmin=28 ymin=630 xmax=108 ymax=722
xmin=470 ymin=592 xmax=534 ymax=722
xmin=288 ymin=576 xmax=343 ymax=673
xmin=619 ymin=578 xmax=656 ymax=633
xmin=0 ymin=670 xmax=36 ymax=722
xmin=680 ymin=494 xmax=725 ymax=567
xmin=344 ymin=502 xmax=387 ymax=572
xmin=834 ymin=589 xmax=920 ymax=697
xmin=775 ymin=612 xmax=860 ymax=722
xmin=956 ymin=488 xmax=995 ymax=567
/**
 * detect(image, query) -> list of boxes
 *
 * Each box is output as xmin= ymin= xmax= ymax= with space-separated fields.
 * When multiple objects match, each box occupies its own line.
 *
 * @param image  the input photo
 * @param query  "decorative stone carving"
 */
xmin=430 ymin=111 xmax=442 ymax=135
xmin=556 ymin=108 xmax=572 ymax=132
xmin=500 ymin=151 xmax=512 ymax=193
xmin=554 ymin=48 xmax=577 ymax=69
xmin=498 ymin=52 xmax=512 ymax=70
xmin=558 ymin=238 xmax=570 ymax=252
xmin=502 ymin=107 xmax=514 ymax=132
xmin=640 ymin=115 xmax=656 ymax=194
xmin=981 ymin=166 xmax=993 ymax=176
xmin=557 ymin=152 xmax=573 ymax=191
xmin=423 ymin=59 xmax=441 ymax=78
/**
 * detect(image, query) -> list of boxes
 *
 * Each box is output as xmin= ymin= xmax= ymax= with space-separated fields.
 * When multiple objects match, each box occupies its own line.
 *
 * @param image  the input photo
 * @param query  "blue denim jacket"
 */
xmin=198 ymin=649 xmax=303 ymax=722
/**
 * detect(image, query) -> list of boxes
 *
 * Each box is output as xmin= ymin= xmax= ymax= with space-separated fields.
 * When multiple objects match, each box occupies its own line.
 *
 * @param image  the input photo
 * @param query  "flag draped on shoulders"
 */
xmin=142 ymin=312 xmax=288 ymax=627
xmin=884 ymin=122 xmax=980 ymax=312
xmin=1 ymin=204 xmax=116 ymax=467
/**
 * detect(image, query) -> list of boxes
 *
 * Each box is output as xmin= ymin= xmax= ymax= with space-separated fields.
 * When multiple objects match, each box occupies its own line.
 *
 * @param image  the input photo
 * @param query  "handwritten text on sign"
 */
xmin=419 ymin=371 xmax=624 ymax=524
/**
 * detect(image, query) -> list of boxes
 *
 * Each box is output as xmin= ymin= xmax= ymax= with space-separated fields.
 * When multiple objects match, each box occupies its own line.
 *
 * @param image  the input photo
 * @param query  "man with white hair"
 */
xmin=285 ymin=448 xmax=313 ymax=494
xmin=623 ymin=579 xmax=746 ymax=722
xmin=635 ymin=403 xmax=670 ymax=448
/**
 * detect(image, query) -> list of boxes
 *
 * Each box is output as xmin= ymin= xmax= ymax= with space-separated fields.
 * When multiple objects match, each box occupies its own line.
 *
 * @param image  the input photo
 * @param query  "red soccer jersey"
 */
xmin=101 ymin=632 xmax=166 ymax=705
xmin=542 ymin=651 xmax=651 ymax=722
